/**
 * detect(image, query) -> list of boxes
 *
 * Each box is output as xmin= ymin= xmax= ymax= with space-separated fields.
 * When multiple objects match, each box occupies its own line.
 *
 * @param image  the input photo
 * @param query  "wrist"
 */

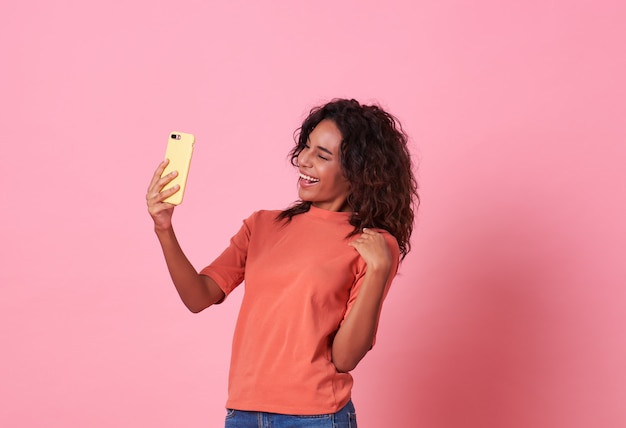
xmin=366 ymin=260 xmax=391 ymax=278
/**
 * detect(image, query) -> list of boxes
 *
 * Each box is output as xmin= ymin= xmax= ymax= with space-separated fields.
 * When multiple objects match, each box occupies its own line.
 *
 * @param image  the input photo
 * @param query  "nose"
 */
xmin=298 ymin=147 xmax=312 ymax=167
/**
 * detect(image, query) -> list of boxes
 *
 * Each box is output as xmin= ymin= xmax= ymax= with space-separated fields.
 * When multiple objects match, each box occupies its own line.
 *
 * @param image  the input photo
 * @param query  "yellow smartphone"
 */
xmin=161 ymin=131 xmax=195 ymax=205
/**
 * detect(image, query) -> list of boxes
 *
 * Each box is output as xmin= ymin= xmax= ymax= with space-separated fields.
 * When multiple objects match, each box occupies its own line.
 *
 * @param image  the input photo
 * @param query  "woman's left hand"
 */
xmin=348 ymin=228 xmax=392 ymax=275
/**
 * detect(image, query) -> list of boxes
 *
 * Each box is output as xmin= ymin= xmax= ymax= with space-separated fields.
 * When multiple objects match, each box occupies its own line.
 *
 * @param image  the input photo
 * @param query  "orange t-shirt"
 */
xmin=200 ymin=206 xmax=399 ymax=415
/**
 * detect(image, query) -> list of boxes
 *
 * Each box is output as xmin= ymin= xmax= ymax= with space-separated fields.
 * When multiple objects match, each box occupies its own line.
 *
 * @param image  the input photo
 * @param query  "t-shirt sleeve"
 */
xmin=341 ymin=231 xmax=401 ymax=346
xmin=199 ymin=213 xmax=256 ymax=301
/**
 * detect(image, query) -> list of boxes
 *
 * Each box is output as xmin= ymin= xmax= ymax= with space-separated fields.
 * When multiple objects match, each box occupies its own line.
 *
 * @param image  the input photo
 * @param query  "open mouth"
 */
xmin=299 ymin=172 xmax=320 ymax=184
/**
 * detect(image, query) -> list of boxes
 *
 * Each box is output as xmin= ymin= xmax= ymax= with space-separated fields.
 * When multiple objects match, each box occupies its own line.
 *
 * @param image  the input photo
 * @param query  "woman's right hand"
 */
xmin=146 ymin=159 xmax=179 ymax=231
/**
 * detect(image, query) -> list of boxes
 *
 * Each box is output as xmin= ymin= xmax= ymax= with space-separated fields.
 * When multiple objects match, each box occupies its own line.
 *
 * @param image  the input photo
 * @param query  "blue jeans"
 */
xmin=224 ymin=400 xmax=357 ymax=428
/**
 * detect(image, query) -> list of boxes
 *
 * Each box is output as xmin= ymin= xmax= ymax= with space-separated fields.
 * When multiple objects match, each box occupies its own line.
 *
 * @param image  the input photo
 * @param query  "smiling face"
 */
xmin=297 ymin=119 xmax=351 ymax=212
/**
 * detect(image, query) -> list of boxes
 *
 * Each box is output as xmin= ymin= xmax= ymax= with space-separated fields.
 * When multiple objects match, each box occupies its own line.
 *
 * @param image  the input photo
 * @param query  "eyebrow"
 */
xmin=317 ymin=146 xmax=333 ymax=156
xmin=306 ymin=137 xmax=334 ymax=156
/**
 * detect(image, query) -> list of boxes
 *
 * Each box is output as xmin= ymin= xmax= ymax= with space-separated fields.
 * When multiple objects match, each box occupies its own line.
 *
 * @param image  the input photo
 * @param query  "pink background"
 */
xmin=2 ymin=0 xmax=625 ymax=427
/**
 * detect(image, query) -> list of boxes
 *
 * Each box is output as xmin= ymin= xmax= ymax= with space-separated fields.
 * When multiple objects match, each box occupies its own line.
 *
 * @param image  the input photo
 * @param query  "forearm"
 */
xmin=331 ymin=266 xmax=390 ymax=372
xmin=155 ymin=226 xmax=224 ymax=313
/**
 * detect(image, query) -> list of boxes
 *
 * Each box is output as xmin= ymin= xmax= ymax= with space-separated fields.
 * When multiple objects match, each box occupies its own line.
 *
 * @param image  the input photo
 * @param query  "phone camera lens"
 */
xmin=171 ymin=134 xmax=176 ymax=139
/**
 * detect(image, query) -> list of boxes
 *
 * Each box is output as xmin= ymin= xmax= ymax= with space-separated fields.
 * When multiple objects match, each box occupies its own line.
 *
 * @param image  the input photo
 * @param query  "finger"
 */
xmin=348 ymin=238 xmax=365 ymax=248
xmin=155 ymin=170 xmax=178 ymax=190
xmin=361 ymin=228 xmax=380 ymax=236
xmin=147 ymin=198 xmax=174 ymax=211
xmin=147 ymin=184 xmax=179 ymax=206
xmin=148 ymin=201 xmax=175 ymax=215
xmin=161 ymin=184 xmax=180 ymax=198
xmin=147 ymin=170 xmax=178 ymax=197
xmin=147 ymin=159 xmax=170 ymax=192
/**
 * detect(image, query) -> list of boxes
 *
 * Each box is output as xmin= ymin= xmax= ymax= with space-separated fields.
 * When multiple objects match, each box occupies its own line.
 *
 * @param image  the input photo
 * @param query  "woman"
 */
xmin=146 ymin=98 xmax=418 ymax=427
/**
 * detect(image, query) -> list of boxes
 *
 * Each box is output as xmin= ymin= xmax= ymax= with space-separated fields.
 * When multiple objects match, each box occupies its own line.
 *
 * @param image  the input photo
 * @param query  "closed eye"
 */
xmin=303 ymin=142 xmax=331 ymax=160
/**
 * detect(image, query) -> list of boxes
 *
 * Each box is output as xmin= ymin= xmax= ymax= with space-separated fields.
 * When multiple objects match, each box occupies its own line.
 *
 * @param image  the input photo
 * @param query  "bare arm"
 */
xmin=146 ymin=160 xmax=225 ymax=313
xmin=331 ymin=229 xmax=395 ymax=372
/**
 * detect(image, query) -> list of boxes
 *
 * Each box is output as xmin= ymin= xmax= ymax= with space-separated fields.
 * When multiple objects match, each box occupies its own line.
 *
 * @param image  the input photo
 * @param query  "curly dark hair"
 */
xmin=276 ymin=98 xmax=419 ymax=259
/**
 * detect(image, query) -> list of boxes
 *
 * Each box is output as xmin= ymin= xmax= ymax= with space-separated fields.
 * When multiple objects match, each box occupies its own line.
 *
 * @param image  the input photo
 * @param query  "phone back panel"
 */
xmin=162 ymin=132 xmax=195 ymax=205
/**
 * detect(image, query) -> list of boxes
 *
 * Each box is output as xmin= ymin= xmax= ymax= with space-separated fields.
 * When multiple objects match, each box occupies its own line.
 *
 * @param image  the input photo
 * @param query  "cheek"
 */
xmin=333 ymin=172 xmax=350 ymax=193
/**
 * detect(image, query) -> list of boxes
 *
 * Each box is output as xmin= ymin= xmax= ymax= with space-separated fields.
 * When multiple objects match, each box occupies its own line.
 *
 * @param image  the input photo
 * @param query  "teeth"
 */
xmin=299 ymin=173 xmax=320 ymax=182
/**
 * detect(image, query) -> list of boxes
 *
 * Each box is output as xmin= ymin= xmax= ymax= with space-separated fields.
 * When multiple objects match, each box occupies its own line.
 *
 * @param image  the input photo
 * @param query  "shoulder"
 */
xmin=243 ymin=209 xmax=284 ymax=226
xmin=373 ymin=229 xmax=401 ymax=260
